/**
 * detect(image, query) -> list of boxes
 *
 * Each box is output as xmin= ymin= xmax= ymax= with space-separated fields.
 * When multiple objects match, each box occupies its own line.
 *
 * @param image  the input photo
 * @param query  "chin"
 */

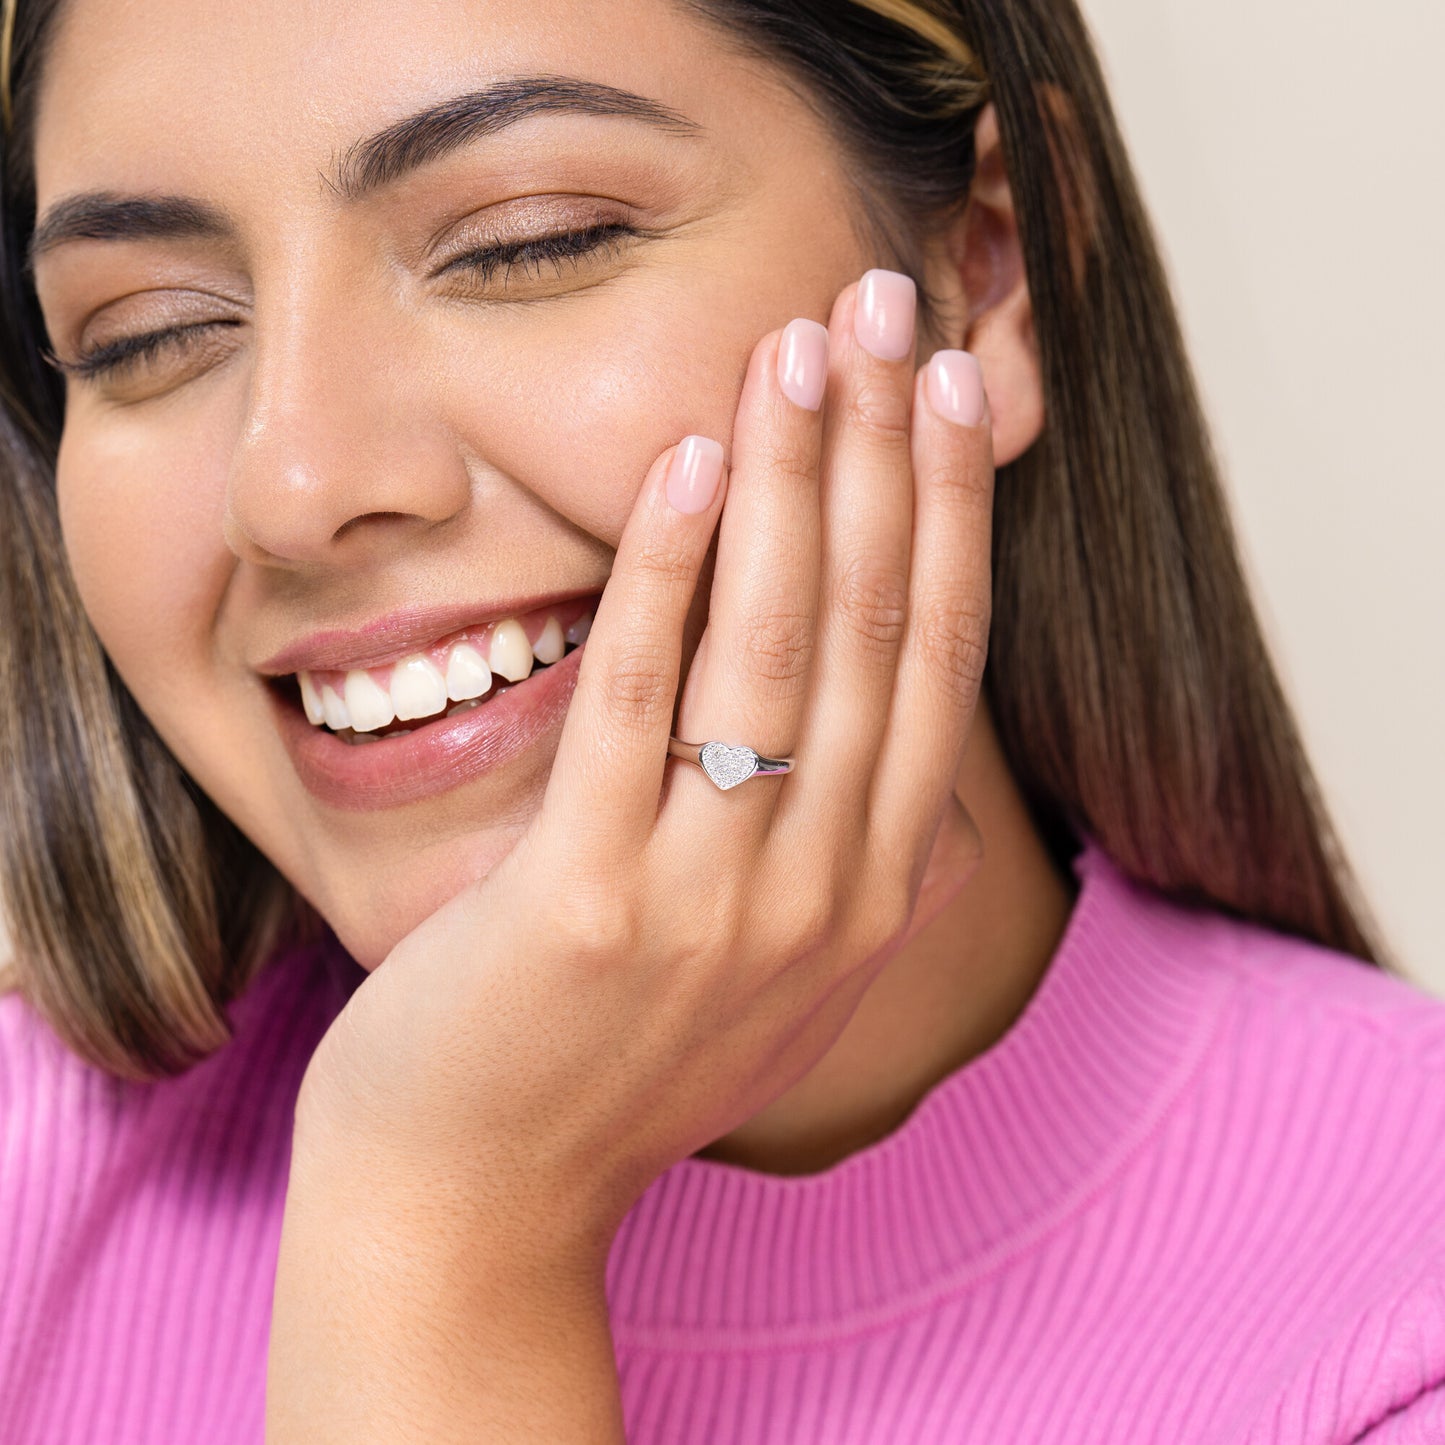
xmin=315 ymin=822 xmax=529 ymax=972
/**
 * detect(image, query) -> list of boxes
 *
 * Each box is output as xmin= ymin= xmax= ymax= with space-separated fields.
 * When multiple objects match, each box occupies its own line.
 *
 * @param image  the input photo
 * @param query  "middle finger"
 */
xmin=778 ymin=268 xmax=919 ymax=829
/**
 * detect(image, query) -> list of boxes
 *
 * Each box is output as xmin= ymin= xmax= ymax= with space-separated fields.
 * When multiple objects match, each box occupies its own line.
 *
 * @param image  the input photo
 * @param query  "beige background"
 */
xmin=1080 ymin=0 xmax=1444 ymax=994
xmin=2 ymin=5 xmax=1441 ymax=993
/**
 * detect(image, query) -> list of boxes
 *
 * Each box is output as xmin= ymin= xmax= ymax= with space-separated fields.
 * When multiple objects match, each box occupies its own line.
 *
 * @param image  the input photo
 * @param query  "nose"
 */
xmin=222 ymin=274 xmax=470 ymax=567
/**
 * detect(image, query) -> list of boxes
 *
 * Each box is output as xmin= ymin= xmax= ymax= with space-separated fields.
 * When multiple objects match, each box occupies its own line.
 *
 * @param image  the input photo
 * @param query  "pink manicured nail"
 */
xmin=665 ymin=435 xmax=724 ymax=514
xmin=925 ymin=350 xmax=987 ymax=426
xmin=854 ymin=269 xmax=917 ymax=361
xmin=777 ymin=318 xmax=829 ymax=411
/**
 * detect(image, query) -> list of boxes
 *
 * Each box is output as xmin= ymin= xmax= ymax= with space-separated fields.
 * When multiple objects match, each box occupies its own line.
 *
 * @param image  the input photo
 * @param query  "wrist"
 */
xmin=287 ymin=1096 xmax=619 ymax=1286
xmin=270 ymin=1136 xmax=624 ymax=1443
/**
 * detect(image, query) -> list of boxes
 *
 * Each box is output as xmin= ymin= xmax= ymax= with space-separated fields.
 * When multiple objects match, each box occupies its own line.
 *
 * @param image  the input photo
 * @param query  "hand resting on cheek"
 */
xmin=267 ymin=267 xmax=995 ymax=1438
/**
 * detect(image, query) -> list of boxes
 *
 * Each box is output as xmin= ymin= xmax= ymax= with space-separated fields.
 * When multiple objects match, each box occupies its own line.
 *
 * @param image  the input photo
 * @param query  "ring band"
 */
xmin=667 ymin=737 xmax=796 ymax=790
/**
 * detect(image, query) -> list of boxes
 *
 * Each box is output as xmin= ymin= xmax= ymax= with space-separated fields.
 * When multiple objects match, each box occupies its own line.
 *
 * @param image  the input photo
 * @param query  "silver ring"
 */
xmin=666 ymin=737 xmax=796 ymax=790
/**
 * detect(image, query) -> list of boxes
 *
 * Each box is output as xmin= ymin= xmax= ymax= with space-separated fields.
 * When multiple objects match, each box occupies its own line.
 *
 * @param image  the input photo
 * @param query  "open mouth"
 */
xmin=266 ymin=594 xmax=598 ymax=746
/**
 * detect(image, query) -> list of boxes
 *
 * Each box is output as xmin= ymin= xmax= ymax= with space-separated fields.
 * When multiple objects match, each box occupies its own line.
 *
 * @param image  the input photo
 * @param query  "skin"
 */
xmin=31 ymin=0 xmax=1072 ymax=1202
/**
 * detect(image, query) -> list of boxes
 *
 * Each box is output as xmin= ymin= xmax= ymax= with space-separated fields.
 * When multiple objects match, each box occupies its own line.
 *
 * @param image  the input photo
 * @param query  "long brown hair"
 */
xmin=0 ymin=0 xmax=1397 ymax=1084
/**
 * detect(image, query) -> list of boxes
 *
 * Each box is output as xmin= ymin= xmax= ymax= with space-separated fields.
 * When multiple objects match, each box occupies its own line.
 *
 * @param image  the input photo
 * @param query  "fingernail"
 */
xmin=925 ymin=350 xmax=987 ymax=426
xmin=666 ymin=435 xmax=724 ymax=514
xmin=777 ymin=318 xmax=829 ymax=410
xmin=854 ymin=269 xmax=916 ymax=361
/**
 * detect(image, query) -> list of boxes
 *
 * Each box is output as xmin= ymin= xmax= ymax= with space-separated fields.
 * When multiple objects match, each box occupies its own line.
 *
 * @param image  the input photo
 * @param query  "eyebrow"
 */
xmin=26 ymin=74 xmax=703 ymax=274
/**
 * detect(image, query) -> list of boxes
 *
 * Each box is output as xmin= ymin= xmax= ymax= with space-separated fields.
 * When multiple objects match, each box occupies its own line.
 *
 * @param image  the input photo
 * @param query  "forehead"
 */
xmin=30 ymin=0 xmax=772 ymax=206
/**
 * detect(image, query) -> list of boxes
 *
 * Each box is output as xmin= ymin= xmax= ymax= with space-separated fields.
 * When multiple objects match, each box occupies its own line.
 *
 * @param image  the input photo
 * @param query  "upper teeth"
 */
xmin=444 ymin=644 xmax=492 ymax=703
xmin=295 ymin=609 xmax=591 ymax=734
xmin=490 ymin=617 xmax=537 ymax=682
xmin=392 ymin=654 xmax=451 ymax=719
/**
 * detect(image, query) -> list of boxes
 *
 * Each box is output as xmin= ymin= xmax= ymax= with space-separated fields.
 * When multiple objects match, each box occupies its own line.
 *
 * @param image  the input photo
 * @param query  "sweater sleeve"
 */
xmin=1317 ymin=1247 xmax=1445 ymax=1444
xmin=1350 ymin=1386 xmax=1445 ymax=1443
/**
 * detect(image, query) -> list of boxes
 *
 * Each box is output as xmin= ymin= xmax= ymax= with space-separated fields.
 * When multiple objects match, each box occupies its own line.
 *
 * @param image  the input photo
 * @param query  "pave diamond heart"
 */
xmin=699 ymin=741 xmax=759 ymax=790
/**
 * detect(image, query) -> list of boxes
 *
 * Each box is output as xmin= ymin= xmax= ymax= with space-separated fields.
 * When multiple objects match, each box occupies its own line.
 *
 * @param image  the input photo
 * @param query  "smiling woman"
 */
xmin=2 ymin=0 xmax=1444 ymax=1442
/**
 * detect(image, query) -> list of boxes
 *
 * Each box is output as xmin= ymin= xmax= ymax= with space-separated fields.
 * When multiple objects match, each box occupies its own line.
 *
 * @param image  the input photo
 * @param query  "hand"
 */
xmin=293 ymin=268 xmax=995 ymax=1272
xmin=267 ymin=270 xmax=994 ymax=1439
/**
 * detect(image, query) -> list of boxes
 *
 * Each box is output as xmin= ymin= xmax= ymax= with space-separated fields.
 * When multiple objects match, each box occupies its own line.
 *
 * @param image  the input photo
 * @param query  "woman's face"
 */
xmin=29 ymin=0 xmax=962 ymax=967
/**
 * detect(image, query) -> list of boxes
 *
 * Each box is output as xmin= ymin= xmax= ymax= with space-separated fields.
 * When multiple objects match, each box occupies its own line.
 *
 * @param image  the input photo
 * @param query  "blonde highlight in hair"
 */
xmin=849 ymin=0 xmax=994 ymax=135
xmin=0 ymin=0 xmax=16 ymax=136
xmin=850 ymin=0 xmax=985 ymax=78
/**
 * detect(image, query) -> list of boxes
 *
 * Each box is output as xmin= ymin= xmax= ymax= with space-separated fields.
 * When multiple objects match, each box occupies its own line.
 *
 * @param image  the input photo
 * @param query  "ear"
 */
xmin=923 ymin=100 xmax=1043 ymax=469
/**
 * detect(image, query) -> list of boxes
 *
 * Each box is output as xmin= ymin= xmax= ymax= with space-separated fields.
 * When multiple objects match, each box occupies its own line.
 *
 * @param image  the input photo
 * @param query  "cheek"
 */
xmin=55 ymin=405 xmax=231 ymax=728
xmin=436 ymin=272 xmax=780 ymax=544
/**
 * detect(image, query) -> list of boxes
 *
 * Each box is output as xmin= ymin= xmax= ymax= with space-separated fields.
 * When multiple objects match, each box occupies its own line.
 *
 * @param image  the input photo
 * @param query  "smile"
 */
xmin=287 ymin=597 xmax=596 ymax=745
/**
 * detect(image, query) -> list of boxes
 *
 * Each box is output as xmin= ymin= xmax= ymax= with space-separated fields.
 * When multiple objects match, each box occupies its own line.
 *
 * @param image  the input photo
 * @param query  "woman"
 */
xmin=1 ymin=0 xmax=1441 ymax=1439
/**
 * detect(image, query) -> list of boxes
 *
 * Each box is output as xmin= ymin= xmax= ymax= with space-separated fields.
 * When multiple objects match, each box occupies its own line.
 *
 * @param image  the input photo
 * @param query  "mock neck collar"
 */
xmin=605 ymin=835 xmax=1238 ymax=1347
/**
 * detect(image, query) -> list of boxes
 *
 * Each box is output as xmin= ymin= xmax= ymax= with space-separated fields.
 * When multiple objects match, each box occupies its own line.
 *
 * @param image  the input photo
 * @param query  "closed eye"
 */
xmin=44 ymin=220 xmax=642 ymax=385
xmin=438 ymin=219 xmax=639 ymax=287
xmin=43 ymin=319 xmax=237 ymax=384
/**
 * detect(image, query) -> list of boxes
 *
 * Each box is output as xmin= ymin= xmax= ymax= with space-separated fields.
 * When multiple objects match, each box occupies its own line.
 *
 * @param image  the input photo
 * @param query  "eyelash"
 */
xmin=441 ymin=219 xmax=636 ymax=287
xmin=47 ymin=221 xmax=639 ymax=384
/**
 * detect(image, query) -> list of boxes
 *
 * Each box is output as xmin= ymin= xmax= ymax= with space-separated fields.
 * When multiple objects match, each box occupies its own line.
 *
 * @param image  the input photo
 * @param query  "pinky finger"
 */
xmin=869 ymin=351 xmax=995 ymax=861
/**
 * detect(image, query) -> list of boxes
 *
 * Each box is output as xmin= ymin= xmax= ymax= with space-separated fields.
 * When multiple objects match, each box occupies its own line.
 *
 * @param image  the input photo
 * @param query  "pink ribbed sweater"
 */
xmin=3 ymin=836 xmax=1445 ymax=1442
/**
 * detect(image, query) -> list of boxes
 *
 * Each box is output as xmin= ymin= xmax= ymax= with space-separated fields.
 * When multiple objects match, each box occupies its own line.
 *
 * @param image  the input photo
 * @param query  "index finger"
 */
xmin=541 ymin=435 xmax=729 ymax=850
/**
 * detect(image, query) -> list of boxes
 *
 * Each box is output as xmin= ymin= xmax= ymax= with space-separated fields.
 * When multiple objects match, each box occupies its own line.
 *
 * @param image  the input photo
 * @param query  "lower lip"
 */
xmin=266 ymin=642 xmax=586 ymax=811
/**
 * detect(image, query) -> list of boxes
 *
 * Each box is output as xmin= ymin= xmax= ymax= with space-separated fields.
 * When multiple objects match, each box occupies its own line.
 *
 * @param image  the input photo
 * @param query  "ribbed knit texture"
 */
xmin=3 ymin=836 xmax=1445 ymax=1443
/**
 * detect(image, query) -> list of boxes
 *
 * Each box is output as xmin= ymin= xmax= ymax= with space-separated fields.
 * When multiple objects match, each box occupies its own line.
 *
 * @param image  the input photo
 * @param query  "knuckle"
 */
xmin=693 ymin=888 xmax=746 ymax=966
xmin=745 ymin=876 xmax=833 ymax=974
xmin=795 ymin=860 xmax=848 ymax=954
xmin=774 ymin=895 xmax=832 ymax=976
xmin=921 ymin=447 xmax=992 ymax=501
xmin=630 ymin=535 xmax=698 ymax=592
xmin=599 ymin=645 xmax=675 ymax=728
xmin=915 ymin=597 xmax=991 ymax=698
xmin=745 ymin=604 xmax=814 ymax=688
xmin=846 ymin=381 xmax=912 ymax=445
xmin=833 ymin=555 xmax=910 ymax=653
xmin=752 ymin=433 xmax=818 ymax=494
xmin=556 ymin=873 xmax=646 ymax=962
xmin=789 ymin=892 xmax=837 ymax=958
